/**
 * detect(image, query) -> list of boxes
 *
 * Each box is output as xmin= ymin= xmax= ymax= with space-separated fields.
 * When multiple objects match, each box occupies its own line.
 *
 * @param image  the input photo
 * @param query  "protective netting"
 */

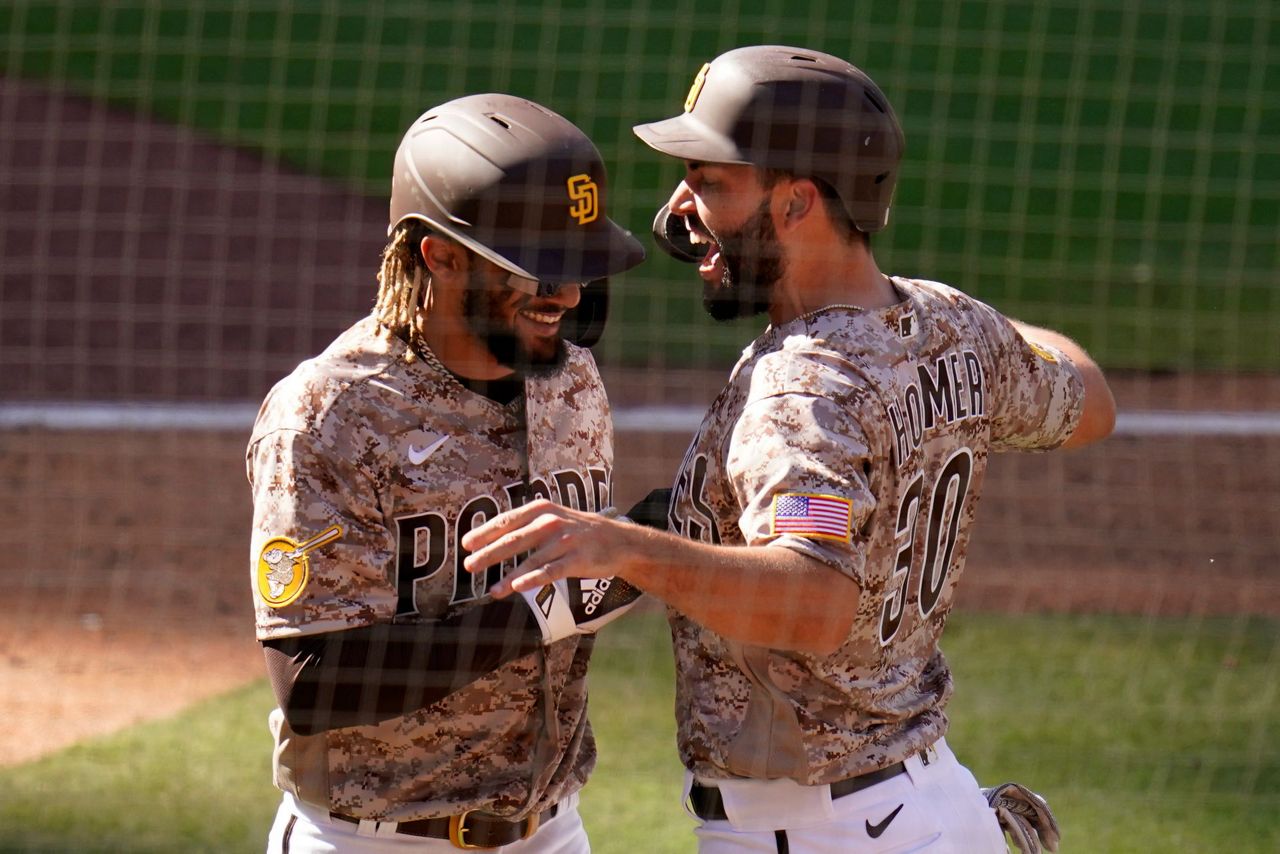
xmin=1 ymin=2 xmax=1277 ymax=851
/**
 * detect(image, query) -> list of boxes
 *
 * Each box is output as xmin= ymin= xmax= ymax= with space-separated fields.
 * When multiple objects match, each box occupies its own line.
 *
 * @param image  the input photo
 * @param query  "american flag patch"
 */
xmin=770 ymin=493 xmax=854 ymax=542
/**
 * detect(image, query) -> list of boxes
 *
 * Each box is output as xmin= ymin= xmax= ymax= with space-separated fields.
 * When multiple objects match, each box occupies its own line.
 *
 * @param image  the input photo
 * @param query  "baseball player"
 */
xmin=461 ymin=46 xmax=1115 ymax=853
xmin=247 ymin=93 xmax=644 ymax=853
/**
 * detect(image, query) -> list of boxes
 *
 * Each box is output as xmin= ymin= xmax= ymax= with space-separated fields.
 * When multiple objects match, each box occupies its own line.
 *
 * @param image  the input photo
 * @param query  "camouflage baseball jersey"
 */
xmin=246 ymin=314 xmax=613 ymax=821
xmin=665 ymin=277 xmax=1084 ymax=785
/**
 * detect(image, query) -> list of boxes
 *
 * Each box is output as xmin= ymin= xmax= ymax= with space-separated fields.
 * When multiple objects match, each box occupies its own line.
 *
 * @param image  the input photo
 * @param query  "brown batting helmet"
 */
xmin=390 ymin=94 xmax=644 ymax=284
xmin=634 ymin=46 xmax=905 ymax=232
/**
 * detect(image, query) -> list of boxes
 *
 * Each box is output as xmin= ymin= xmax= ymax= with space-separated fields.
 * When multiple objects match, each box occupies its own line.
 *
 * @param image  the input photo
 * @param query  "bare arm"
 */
xmin=1012 ymin=321 xmax=1116 ymax=447
xmin=461 ymin=499 xmax=859 ymax=656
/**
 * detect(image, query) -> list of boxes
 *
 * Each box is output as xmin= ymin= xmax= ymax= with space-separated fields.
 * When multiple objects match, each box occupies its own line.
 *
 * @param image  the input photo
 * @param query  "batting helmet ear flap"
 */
xmin=652 ymin=204 xmax=702 ymax=263
xmin=564 ymin=278 xmax=609 ymax=348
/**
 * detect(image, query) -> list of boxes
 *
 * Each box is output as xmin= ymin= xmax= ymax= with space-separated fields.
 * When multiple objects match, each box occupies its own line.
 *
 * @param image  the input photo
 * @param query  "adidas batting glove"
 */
xmin=519 ymin=576 xmax=642 ymax=644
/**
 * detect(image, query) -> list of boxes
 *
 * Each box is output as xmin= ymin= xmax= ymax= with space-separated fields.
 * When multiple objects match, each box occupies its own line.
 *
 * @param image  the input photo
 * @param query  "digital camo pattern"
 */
xmin=246 ymin=314 xmax=612 ymax=820
xmin=666 ymin=277 xmax=1084 ymax=785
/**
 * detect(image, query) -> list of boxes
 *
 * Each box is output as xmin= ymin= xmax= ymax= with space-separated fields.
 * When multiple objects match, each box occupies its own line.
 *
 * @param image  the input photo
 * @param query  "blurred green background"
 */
xmin=2 ymin=0 xmax=1276 ymax=371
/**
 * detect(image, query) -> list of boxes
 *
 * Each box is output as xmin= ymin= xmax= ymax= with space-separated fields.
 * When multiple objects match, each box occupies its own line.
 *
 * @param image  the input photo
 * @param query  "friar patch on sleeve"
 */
xmin=770 ymin=493 xmax=854 ymax=542
xmin=257 ymin=524 xmax=344 ymax=608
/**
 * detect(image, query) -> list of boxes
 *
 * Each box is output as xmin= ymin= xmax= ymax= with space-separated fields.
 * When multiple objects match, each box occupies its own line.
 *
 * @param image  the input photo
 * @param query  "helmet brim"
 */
xmin=394 ymin=213 xmax=645 ymax=286
xmin=495 ymin=216 xmax=646 ymax=285
xmin=632 ymin=113 xmax=750 ymax=166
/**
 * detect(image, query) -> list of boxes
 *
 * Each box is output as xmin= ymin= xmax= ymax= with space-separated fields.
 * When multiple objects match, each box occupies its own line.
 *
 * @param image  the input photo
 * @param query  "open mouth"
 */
xmin=649 ymin=204 xmax=727 ymax=283
xmin=685 ymin=218 xmax=724 ymax=282
xmin=517 ymin=308 xmax=565 ymax=334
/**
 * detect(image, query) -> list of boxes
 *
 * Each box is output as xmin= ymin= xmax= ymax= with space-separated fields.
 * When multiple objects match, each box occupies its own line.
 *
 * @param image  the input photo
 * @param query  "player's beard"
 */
xmin=703 ymin=197 xmax=785 ymax=322
xmin=464 ymin=272 xmax=567 ymax=376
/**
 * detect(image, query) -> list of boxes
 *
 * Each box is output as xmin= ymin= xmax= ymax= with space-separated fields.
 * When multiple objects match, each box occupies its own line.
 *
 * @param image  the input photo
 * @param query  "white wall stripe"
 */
xmin=1115 ymin=411 xmax=1280 ymax=437
xmin=0 ymin=402 xmax=261 ymax=431
xmin=2 ymin=403 xmax=1280 ymax=437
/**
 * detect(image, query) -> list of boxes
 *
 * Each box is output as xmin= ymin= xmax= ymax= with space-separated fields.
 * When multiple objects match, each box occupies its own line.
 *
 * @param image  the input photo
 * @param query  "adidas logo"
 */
xmin=579 ymin=578 xmax=613 ymax=615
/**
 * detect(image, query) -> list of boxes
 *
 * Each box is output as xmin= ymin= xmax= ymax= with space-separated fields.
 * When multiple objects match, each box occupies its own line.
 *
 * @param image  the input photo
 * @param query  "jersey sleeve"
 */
xmin=976 ymin=306 xmax=1086 ymax=451
xmin=726 ymin=388 xmax=877 ymax=584
xmin=247 ymin=427 xmax=396 ymax=640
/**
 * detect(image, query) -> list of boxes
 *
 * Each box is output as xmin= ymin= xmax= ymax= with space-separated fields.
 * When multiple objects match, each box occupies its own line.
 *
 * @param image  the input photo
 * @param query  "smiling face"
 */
xmin=415 ymin=233 xmax=585 ymax=380
xmin=463 ymin=263 xmax=582 ymax=374
xmin=668 ymin=162 xmax=787 ymax=321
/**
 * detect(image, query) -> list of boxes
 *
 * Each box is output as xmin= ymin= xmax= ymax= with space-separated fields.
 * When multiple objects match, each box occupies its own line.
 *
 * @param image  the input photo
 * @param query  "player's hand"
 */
xmin=461 ymin=499 xmax=637 ymax=598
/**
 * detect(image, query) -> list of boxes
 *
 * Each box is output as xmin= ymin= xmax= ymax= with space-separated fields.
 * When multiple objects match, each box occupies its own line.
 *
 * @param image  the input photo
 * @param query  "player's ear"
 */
xmin=780 ymin=179 xmax=820 ymax=228
xmin=421 ymin=235 xmax=466 ymax=280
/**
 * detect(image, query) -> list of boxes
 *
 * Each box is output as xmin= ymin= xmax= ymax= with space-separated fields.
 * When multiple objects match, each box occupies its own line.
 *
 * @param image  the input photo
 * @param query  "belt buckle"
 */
xmin=447 ymin=809 xmax=539 ymax=850
xmin=448 ymin=810 xmax=484 ymax=850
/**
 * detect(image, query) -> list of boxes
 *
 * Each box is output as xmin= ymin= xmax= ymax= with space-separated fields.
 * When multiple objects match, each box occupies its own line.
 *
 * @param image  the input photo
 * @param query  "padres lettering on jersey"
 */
xmin=393 ymin=466 xmax=610 ymax=617
xmin=669 ymin=447 xmax=722 ymax=544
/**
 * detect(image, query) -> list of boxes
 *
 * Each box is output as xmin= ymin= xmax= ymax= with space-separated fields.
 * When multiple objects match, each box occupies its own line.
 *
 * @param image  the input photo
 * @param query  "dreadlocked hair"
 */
xmin=374 ymin=218 xmax=434 ymax=359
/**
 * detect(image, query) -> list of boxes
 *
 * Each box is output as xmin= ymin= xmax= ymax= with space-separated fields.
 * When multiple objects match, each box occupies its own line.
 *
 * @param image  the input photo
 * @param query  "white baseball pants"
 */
xmin=687 ymin=739 xmax=1009 ymax=853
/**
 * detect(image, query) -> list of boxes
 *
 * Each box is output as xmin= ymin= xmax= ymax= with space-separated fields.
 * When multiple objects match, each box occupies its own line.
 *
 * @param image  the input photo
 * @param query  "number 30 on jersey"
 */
xmin=880 ymin=448 xmax=973 ymax=646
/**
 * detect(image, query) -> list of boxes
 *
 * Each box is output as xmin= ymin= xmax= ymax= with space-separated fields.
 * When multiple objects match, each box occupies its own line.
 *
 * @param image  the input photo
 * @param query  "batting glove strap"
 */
xmin=519 ymin=576 xmax=642 ymax=644
xmin=982 ymin=782 xmax=1061 ymax=854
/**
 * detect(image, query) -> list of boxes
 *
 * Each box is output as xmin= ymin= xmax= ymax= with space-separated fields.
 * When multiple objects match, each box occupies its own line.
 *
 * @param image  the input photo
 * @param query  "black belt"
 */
xmin=329 ymin=802 xmax=558 ymax=849
xmin=689 ymin=762 xmax=907 ymax=821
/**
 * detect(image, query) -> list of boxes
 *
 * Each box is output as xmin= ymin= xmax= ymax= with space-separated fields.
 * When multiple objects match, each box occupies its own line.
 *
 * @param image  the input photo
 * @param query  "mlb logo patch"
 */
xmin=898 ymin=313 xmax=917 ymax=338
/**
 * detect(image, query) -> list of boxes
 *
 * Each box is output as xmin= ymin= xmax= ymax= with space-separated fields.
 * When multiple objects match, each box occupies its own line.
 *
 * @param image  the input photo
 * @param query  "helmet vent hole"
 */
xmin=486 ymin=114 xmax=512 ymax=129
xmin=864 ymin=92 xmax=887 ymax=114
xmin=875 ymin=172 xmax=888 ymax=184
xmin=790 ymin=54 xmax=818 ymax=63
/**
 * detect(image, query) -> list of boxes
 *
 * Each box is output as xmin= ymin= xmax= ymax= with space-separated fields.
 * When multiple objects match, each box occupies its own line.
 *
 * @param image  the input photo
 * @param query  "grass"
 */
xmin=943 ymin=612 xmax=1280 ymax=854
xmin=0 ymin=682 xmax=276 ymax=852
xmin=1 ymin=0 xmax=1279 ymax=372
xmin=1 ymin=609 xmax=1277 ymax=852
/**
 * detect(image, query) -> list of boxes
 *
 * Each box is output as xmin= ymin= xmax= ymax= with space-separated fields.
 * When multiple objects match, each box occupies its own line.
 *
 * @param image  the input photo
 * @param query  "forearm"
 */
xmin=620 ymin=526 xmax=858 ymax=655
xmin=461 ymin=498 xmax=860 ymax=655
xmin=262 ymin=599 xmax=542 ymax=735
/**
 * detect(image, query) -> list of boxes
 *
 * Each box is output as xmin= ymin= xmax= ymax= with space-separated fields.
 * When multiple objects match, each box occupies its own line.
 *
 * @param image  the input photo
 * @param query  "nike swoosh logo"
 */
xmin=865 ymin=803 xmax=904 ymax=839
xmin=407 ymin=435 xmax=449 ymax=465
